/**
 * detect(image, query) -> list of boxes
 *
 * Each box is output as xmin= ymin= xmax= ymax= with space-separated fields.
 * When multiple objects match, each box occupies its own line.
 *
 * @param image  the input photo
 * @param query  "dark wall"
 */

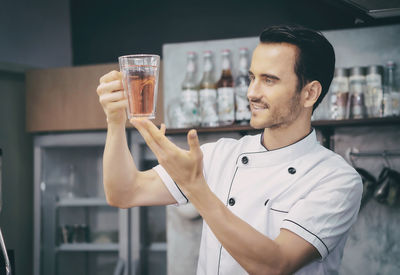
xmin=70 ymin=0 xmax=365 ymax=65
xmin=0 ymin=70 xmax=33 ymax=275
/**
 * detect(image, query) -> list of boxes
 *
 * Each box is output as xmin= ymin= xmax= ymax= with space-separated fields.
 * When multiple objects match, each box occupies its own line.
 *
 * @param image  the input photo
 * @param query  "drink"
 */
xmin=217 ymin=49 xmax=235 ymax=126
xmin=124 ymin=67 xmax=156 ymax=117
xmin=199 ymin=51 xmax=218 ymax=127
xmin=119 ymin=55 xmax=160 ymax=119
xmin=235 ymin=48 xmax=251 ymax=124
xmin=181 ymin=52 xmax=200 ymax=127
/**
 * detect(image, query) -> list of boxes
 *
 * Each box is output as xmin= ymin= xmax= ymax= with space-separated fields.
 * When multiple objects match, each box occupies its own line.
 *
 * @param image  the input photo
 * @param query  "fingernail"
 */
xmin=190 ymin=130 xmax=197 ymax=138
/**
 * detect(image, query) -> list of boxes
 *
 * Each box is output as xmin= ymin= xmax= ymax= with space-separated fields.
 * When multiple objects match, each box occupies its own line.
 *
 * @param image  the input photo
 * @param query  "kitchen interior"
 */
xmin=0 ymin=0 xmax=400 ymax=274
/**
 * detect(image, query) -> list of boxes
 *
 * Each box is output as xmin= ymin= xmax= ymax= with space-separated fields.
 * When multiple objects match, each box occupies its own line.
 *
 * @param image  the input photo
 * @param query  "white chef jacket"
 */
xmin=153 ymin=129 xmax=362 ymax=275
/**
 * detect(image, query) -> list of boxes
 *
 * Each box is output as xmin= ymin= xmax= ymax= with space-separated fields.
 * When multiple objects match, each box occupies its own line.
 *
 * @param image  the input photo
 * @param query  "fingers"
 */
xmin=97 ymin=79 xmax=123 ymax=96
xmin=160 ymin=123 xmax=166 ymax=135
xmin=187 ymin=129 xmax=202 ymax=158
xmin=140 ymin=120 xmax=177 ymax=152
xmin=105 ymin=99 xmax=129 ymax=113
xmin=131 ymin=119 xmax=179 ymax=158
xmin=131 ymin=118 xmax=163 ymax=156
xmin=99 ymin=70 xmax=122 ymax=84
xmin=99 ymin=91 xmax=126 ymax=106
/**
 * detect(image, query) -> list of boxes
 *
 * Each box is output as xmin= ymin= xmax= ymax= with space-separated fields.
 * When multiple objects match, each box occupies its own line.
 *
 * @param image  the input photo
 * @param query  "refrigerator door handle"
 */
xmin=113 ymin=258 xmax=125 ymax=275
xmin=0 ymin=228 xmax=11 ymax=275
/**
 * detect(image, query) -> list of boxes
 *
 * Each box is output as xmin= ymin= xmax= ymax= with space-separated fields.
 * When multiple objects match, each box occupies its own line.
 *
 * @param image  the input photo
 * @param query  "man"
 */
xmin=96 ymin=25 xmax=362 ymax=274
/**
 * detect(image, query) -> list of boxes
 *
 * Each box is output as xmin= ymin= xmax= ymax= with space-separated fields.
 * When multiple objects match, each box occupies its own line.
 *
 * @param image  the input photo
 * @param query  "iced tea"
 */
xmin=119 ymin=54 xmax=160 ymax=119
xmin=123 ymin=66 xmax=156 ymax=117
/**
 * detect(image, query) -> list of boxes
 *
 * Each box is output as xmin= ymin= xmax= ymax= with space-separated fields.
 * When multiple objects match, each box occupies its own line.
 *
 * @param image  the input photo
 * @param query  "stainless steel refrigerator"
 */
xmin=33 ymin=133 xmax=131 ymax=275
xmin=33 ymin=131 xmax=167 ymax=275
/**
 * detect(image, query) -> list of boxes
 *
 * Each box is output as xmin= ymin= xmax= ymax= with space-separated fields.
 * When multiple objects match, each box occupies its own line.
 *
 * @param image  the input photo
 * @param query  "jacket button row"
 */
xmin=288 ymin=167 xmax=296 ymax=174
xmin=241 ymin=156 xmax=249 ymax=164
xmin=228 ymin=198 xmax=235 ymax=206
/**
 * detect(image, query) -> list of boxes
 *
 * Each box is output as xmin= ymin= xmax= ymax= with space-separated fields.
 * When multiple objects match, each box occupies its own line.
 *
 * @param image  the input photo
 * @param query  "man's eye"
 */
xmin=248 ymin=75 xmax=255 ymax=81
xmin=265 ymin=78 xmax=274 ymax=84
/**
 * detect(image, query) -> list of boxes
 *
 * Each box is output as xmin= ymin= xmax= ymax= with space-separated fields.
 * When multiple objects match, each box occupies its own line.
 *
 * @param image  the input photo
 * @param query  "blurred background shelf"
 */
xmin=148 ymin=242 xmax=167 ymax=252
xmin=311 ymin=117 xmax=400 ymax=127
xmin=165 ymin=117 xmax=400 ymax=135
xmin=56 ymin=197 xmax=108 ymax=207
xmin=57 ymin=243 xmax=119 ymax=252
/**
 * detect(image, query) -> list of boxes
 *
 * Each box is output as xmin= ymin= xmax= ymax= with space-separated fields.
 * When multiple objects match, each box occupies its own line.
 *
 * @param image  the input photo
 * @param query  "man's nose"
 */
xmin=247 ymin=80 xmax=262 ymax=101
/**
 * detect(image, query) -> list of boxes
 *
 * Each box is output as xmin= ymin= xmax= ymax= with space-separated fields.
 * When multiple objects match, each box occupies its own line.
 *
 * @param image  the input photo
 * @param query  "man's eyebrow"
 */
xmin=248 ymin=70 xmax=280 ymax=81
xmin=261 ymin=74 xmax=280 ymax=81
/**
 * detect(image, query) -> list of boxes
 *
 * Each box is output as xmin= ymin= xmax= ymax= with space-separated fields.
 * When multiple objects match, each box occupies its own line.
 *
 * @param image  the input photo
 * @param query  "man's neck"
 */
xmin=262 ymin=120 xmax=312 ymax=151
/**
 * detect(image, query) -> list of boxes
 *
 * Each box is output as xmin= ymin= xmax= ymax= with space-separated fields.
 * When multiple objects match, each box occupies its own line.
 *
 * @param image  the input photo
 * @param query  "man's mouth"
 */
xmin=250 ymin=102 xmax=268 ymax=111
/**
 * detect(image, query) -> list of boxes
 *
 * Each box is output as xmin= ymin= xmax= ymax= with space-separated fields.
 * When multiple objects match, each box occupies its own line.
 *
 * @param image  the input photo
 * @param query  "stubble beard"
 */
xmin=250 ymin=92 xmax=302 ymax=130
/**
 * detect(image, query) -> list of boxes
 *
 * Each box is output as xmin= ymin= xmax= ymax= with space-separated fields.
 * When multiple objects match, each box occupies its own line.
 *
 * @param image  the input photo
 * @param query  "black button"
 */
xmin=228 ymin=198 xmax=235 ymax=206
xmin=241 ymin=156 xmax=249 ymax=164
xmin=288 ymin=167 xmax=296 ymax=174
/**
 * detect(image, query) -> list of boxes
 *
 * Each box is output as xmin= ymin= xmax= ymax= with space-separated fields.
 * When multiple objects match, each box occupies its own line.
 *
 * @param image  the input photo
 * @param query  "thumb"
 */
xmin=187 ymin=129 xmax=201 ymax=157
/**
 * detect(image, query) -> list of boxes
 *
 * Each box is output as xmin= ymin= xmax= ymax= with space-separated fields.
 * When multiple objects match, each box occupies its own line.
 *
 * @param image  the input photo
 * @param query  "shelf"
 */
xmin=57 ymin=243 xmax=119 ymax=252
xmin=311 ymin=116 xmax=400 ymax=127
xmin=165 ymin=117 xmax=400 ymax=135
xmin=166 ymin=124 xmax=255 ymax=135
xmin=56 ymin=197 xmax=109 ymax=207
xmin=148 ymin=242 xmax=167 ymax=252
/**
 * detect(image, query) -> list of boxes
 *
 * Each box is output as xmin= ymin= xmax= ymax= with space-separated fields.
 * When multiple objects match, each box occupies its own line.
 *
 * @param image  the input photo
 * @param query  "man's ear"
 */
xmin=302 ymin=81 xmax=322 ymax=108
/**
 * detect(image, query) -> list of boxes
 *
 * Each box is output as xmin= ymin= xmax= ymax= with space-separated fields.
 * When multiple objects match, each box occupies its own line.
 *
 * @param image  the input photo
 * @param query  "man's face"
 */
xmin=248 ymin=42 xmax=303 ymax=130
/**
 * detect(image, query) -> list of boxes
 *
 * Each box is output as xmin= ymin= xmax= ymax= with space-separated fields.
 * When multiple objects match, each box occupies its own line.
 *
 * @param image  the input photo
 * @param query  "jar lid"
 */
xmin=334 ymin=67 xmax=348 ymax=77
xmin=349 ymin=66 xmax=366 ymax=76
xmin=386 ymin=60 xmax=396 ymax=69
xmin=367 ymin=65 xmax=383 ymax=75
xmin=203 ymin=50 xmax=213 ymax=57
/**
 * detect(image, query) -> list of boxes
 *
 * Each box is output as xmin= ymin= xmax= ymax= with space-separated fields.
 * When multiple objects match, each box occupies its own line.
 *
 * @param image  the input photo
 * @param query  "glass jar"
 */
xmin=348 ymin=67 xmax=367 ymax=119
xmin=365 ymin=65 xmax=383 ymax=118
xmin=329 ymin=68 xmax=349 ymax=120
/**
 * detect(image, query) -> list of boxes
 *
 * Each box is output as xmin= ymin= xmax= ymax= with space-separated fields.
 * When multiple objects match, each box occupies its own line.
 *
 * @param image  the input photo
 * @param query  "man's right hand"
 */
xmin=96 ymin=70 xmax=128 ymax=126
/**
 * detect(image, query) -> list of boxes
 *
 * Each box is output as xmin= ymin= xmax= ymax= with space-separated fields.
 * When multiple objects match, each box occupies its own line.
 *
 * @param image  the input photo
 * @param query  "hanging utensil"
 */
xmin=356 ymin=167 xmax=377 ymax=209
xmin=374 ymin=167 xmax=391 ymax=203
xmin=385 ymin=168 xmax=400 ymax=207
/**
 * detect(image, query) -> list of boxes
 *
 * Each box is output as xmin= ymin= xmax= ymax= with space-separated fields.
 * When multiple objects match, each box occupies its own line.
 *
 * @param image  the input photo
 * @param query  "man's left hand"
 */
xmin=130 ymin=118 xmax=205 ymax=195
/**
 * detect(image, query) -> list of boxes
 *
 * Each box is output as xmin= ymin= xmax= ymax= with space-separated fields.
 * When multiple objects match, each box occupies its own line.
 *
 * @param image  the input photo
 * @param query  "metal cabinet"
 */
xmin=33 ymin=131 xmax=168 ymax=275
xmin=33 ymin=132 xmax=130 ymax=275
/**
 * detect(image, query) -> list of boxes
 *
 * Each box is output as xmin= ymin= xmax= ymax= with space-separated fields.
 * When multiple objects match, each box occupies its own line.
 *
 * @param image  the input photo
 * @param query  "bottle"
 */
xmin=181 ymin=52 xmax=200 ymax=127
xmin=348 ymin=67 xmax=367 ymax=119
xmin=365 ymin=65 xmax=383 ymax=118
xmin=329 ymin=68 xmax=349 ymax=120
xmin=217 ymin=49 xmax=235 ymax=126
xmin=235 ymin=48 xmax=251 ymax=124
xmin=383 ymin=61 xmax=399 ymax=116
xmin=199 ymin=51 xmax=218 ymax=127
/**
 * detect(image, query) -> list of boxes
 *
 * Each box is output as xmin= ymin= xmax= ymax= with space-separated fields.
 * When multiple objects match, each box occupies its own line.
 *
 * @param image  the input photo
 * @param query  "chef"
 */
xmin=96 ymin=25 xmax=362 ymax=274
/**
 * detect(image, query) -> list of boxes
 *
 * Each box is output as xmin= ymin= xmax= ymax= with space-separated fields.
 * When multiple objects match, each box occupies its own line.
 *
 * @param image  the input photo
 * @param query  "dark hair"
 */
xmin=259 ymin=25 xmax=335 ymax=112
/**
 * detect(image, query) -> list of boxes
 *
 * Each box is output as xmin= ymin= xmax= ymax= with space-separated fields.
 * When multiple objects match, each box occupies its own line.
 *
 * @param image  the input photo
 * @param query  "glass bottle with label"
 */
xmin=365 ymin=65 xmax=383 ymax=118
xmin=181 ymin=51 xmax=200 ymax=127
xmin=348 ymin=67 xmax=366 ymax=119
xmin=199 ymin=51 xmax=218 ymax=127
xmin=217 ymin=49 xmax=235 ymax=126
xmin=383 ymin=61 xmax=399 ymax=116
xmin=329 ymin=68 xmax=349 ymax=120
xmin=235 ymin=48 xmax=251 ymax=124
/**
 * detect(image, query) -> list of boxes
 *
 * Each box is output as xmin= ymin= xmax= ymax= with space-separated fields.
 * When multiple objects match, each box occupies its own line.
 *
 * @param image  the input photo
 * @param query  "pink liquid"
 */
xmin=123 ymin=65 xmax=156 ymax=116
